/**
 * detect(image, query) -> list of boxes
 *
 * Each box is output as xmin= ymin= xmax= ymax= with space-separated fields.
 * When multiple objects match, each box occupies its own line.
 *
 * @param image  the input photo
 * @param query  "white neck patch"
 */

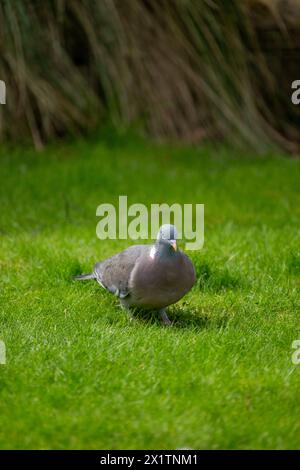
xmin=149 ymin=245 xmax=156 ymax=259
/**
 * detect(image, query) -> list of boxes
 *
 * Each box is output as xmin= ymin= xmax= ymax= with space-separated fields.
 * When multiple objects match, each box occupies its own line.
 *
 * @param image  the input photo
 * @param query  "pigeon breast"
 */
xmin=128 ymin=250 xmax=196 ymax=309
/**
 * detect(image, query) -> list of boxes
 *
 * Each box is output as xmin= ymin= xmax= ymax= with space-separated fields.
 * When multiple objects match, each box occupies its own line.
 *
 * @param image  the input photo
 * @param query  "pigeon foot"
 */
xmin=159 ymin=309 xmax=172 ymax=326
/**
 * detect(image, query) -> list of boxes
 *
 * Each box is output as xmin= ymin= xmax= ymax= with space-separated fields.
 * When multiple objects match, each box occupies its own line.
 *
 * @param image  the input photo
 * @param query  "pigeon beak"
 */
xmin=170 ymin=240 xmax=177 ymax=251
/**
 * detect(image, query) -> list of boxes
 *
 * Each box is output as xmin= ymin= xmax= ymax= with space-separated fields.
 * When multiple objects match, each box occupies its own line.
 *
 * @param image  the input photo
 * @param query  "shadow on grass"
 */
xmin=127 ymin=305 xmax=230 ymax=331
xmin=169 ymin=306 xmax=229 ymax=330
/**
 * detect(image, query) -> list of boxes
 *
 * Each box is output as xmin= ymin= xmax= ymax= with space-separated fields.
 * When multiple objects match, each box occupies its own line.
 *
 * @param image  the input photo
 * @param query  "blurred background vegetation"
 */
xmin=1 ymin=1 xmax=300 ymax=450
xmin=1 ymin=0 xmax=300 ymax=152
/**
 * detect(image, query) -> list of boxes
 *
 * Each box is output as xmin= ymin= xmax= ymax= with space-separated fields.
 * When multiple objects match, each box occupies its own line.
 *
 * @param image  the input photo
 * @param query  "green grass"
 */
xmin=1 ymin=135 xmax=300 ymax=449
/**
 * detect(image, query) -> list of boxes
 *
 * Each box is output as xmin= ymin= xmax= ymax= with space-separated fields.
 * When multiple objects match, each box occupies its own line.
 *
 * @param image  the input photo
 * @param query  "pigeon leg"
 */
xmin=159 ymin=309 xmax=172 ymax=326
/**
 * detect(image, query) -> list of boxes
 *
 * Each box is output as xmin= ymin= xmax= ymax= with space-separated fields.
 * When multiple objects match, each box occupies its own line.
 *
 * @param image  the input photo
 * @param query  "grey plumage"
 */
xmin=74 ymin=224 xmax=196 ymax=325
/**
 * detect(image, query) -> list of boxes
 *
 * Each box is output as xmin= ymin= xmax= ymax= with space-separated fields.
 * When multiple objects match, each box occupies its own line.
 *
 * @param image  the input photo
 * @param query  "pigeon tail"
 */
xmin=73 ymin=272 xmax=95 ymax=281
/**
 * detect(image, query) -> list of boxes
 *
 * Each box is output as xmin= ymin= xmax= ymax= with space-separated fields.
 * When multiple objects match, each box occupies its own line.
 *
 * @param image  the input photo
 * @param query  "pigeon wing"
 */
xmin=93 ymin=245 xmax=147 ymax=298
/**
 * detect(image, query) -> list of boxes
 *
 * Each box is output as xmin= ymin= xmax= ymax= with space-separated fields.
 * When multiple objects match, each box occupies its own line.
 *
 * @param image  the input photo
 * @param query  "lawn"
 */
xmin=0 ymin=135 xmax=300 ymax=449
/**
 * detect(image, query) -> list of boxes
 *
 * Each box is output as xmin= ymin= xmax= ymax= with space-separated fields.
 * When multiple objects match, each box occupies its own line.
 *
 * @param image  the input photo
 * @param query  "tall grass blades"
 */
xmin=0 ymin=0 xmax=299 ymax=151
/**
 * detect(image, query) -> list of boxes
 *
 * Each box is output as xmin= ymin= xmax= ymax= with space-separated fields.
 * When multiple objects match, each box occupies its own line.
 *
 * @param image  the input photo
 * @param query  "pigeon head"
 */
xmin=156 ymin=224 xmax=178 ymax=253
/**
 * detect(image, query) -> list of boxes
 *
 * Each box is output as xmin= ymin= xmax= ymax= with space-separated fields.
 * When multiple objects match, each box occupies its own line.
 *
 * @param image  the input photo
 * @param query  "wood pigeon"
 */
xmin=74 ymin=224 xmax=196 ymax=325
